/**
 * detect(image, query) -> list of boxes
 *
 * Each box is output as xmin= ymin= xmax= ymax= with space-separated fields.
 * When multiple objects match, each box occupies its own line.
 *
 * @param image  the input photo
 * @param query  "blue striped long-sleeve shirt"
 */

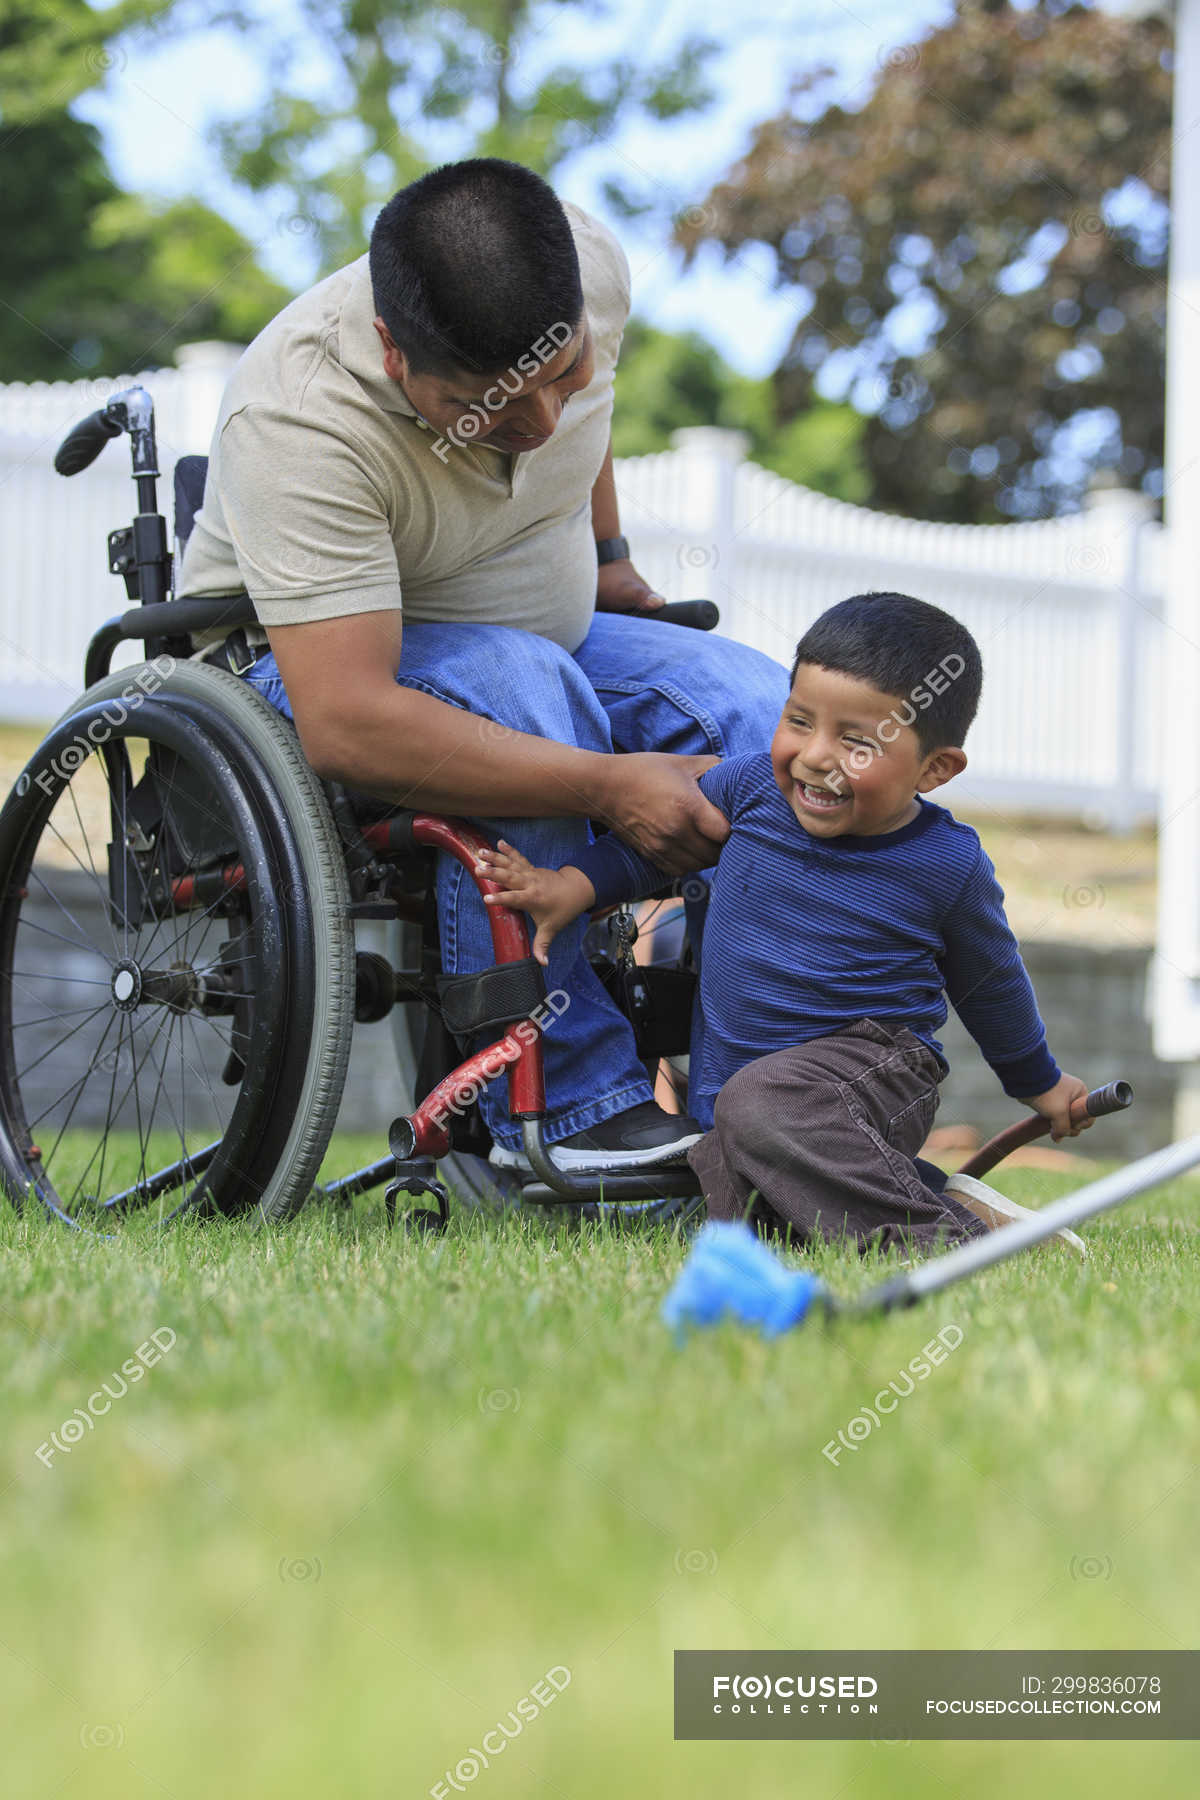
xmin=572 ymin=752 xmax=1059 ymax=1128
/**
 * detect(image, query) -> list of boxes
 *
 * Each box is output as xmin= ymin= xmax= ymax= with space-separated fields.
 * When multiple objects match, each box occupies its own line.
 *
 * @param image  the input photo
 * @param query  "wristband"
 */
xmin=595 ymin=535 xmax=630 ymax=565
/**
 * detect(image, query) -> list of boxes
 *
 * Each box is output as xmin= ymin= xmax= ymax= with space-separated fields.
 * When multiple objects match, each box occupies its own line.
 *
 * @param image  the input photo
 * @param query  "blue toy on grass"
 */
xmin=661 ymin=1221 xmax=828 ymax=1340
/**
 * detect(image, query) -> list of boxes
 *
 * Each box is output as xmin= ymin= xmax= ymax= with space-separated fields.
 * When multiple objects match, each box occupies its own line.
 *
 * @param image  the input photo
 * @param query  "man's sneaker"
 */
xmin=943 ymin=1172 xmax=1087 ymax=1259
xmin=489 ymin=1100 xmax=704 ymax=1173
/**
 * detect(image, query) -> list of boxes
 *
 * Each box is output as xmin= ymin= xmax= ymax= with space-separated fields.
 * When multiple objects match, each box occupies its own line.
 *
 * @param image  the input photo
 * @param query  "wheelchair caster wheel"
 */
xmin=398 ymin=1205 xmax=448 ymax=1236
xmin=384 ymin=1172 xmax=450 ymax=1233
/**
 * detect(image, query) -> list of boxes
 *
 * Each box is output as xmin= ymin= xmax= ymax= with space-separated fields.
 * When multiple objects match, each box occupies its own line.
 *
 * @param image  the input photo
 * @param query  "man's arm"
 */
xmin=590 ymin=435 xmax=665 ymax=615
xmin=265 ymin=608 xmax=731 ymax=873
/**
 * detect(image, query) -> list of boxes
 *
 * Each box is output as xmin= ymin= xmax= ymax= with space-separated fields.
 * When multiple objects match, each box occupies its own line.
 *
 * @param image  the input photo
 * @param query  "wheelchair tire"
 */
xmin=0 ymin=661 xmax=354 ymax=1224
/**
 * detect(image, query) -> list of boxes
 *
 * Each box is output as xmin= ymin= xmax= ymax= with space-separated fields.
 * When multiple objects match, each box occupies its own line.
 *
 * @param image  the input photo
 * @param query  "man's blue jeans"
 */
xmin=243 ymin=611 xmax=790 ymax=1149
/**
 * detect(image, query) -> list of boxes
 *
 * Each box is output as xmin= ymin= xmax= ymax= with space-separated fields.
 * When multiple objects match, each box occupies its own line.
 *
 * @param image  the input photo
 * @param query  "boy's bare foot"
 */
xmin=942 ymin=1172 xmax=1087 ymax=1259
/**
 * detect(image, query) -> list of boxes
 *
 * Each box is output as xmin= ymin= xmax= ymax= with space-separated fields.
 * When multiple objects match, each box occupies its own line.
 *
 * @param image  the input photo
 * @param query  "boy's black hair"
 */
xmin=369 ymin=158 xmax=584 ymax=379
xmin=790 ymin=592 xmax=983 ymax=753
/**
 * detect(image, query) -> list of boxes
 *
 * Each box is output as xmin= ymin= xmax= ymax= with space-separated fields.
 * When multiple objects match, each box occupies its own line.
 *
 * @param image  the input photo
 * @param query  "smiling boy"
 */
xmin=476 ymin=591 xmax=1093 ymax=1253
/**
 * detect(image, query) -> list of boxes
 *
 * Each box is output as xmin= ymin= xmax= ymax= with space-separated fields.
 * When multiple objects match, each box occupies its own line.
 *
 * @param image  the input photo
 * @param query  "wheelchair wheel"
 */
xmin=0 ymin=661 xmax=354 ymax=1225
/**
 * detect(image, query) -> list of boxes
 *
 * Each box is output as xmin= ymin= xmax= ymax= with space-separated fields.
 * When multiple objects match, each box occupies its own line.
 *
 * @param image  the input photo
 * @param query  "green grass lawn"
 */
xmin=2 ymin=1141 xmax=1197 ymax=1798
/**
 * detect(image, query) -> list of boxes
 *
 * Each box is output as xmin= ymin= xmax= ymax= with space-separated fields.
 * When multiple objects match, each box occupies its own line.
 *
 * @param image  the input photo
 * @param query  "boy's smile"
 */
xmin=770 ymin=663 xmax=967 ymax=838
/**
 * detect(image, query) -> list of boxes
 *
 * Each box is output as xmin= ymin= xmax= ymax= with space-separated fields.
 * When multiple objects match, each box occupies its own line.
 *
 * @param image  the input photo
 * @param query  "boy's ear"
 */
xmin=916 ymin=746 xmax=967 ymax=793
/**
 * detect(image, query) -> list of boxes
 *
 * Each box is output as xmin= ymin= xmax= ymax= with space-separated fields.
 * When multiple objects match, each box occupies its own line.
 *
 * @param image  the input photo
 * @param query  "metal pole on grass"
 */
xmin=858 ymin=1133 xmax=1200 ymax=1315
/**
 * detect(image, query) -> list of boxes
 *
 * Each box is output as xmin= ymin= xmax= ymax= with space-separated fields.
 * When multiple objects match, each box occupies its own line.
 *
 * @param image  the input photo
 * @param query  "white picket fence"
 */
xmin=619 ymin=430 xmax=1163 ymax=832
xmin=0 ymin=346 xmax=1164 ymax=829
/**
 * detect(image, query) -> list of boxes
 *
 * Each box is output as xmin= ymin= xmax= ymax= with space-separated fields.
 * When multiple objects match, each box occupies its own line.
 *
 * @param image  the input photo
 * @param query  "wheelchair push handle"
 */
xmin=54 ymin=385 xmax=160 ymax=481
xmin=53 ymin=408 xmax=122 ymax=476
xmin=651 ymin=600 xmax=720 ymax=631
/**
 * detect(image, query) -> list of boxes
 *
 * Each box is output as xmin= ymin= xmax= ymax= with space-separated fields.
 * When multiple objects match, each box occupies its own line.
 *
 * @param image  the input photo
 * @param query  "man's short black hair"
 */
xmin=790 ymin=592 xmax=983 ymax=754
xmin=369 ymin=158 xmax=584 ymax=379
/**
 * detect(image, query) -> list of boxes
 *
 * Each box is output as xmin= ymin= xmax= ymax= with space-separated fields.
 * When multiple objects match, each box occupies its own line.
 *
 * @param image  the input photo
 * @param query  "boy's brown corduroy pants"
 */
xmin=687 ymin=1018 xmax=988 ymax=1254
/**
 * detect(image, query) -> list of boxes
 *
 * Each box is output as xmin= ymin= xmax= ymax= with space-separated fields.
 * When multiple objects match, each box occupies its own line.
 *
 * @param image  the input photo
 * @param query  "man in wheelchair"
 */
xmin=175 ymin=157 xmax=789 ymax=1176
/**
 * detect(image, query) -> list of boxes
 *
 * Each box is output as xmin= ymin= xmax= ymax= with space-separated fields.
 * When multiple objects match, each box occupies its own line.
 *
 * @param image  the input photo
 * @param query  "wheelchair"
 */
xmin=0 ymin=385 xmax=712 ymax=1231
xmin=0 ymin=385 xmax=1134 ymax=1237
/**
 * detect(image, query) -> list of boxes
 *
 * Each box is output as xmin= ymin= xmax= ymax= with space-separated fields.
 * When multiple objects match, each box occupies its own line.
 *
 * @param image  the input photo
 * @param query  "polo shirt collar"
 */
xmin=338 ymin=256 xmax=420 ymax=420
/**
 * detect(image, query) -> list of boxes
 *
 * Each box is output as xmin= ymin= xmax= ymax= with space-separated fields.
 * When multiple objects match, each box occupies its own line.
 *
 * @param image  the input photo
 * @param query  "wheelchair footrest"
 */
xmin=513 ymin=1166 xmax=702 ymax=1205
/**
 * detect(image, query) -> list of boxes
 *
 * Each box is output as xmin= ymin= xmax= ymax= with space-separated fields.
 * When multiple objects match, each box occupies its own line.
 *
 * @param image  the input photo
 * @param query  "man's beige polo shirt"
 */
xmin=178 ymin=203 xmax=630 ymax=655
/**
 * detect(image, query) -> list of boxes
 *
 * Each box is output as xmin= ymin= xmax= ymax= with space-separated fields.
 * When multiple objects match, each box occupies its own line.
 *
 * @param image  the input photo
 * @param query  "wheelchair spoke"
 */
xmin=122 ymin=743 xmax=227 ymax=970
xmin=12 ymin=914 xmax=113 ymax=958
xmin=11 ymin=1000 xmax=114 ymax=1030
xmin=148 ymin=877 xmax=250 ymax=969
xmin=33 ymin=1008 xmax=120 ymax=1154
xmin=136 ymin=1016 xmax=203 ymax=1203
xmin=105 ymin=749 xmax=178 ymax=969
xmin=25 ymin=866 xmax=107 ymax=958
xmin=65 ymin=771 xmax=122 ymax=960
xmin=68 ymin=1010 xmax=130 ymax=1211
xmin=140 ymin=1027 xmax=198 ymax=1197
xmin=15 ymin=999 xmax=120 ymax=1086
xmin=41 ymin=811 xmax=132 ymax=946
xmin=181 ymin=1010 xmax=228 ymax=1131
xmin=126 ymin=1003 xmax=155 ymax=1200
xmin=113 ymin=756 xmax=151 ymax=964
xmin=107 ymin=1005 xmax=201 ymax=1206
xmin=9 ymin=969 xmax=113 ymax=989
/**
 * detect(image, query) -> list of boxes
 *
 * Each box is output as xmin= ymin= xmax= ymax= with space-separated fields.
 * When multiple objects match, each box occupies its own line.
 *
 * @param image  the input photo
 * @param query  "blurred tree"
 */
xmin=0 ymin=0 xmax=287 ymax=379
xmin=611 ymin=320 xmax=730 ymax=453
xmin=677 ymin=0 xmax=1173 ymax=521
xmin=212 ymin=0 xmax=718 ymax=272
xmin=613 ymin=318 xmax=869 ymax=501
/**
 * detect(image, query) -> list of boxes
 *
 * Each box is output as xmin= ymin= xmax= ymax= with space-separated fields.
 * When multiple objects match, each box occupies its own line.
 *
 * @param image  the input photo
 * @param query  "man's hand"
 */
xmin=1024 ymin=1073 xmax=1095 ymax=1141
xmin=596 ymin=559 xmax=665 ymax=615
xmin=593 ymin=751 xmax=729 ymax=874
xmin=475 ymin=841 xmax=595 ymax=966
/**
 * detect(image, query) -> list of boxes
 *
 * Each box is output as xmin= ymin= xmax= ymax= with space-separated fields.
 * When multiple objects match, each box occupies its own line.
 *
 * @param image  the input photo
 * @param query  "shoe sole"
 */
xmin=945 ymin=1177 xmax=1087 ymax=1259
xmin=489 ymin=1134 xmax=702 ymax=1175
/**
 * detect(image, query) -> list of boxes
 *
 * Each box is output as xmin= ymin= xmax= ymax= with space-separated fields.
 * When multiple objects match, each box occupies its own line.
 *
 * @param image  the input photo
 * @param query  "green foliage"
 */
xmin=679 ymin=0 xmax=1173 ymax=521
xmin=0 ymin=0 xmax=174 ymax=120
xmin=752 ymin=399 xmax=872 ymax=504
xmin=0 ymin=0 xmax=288 ymax=379
xmin=0 ymin=115 xmax=288 ymax=380
xmin=611 ymin=321 xmax=729 ymax=454
xmin=613 ymin=318 xmax=869 ymax=502
xmin=210 ymin=0 xmax=718 ymax=272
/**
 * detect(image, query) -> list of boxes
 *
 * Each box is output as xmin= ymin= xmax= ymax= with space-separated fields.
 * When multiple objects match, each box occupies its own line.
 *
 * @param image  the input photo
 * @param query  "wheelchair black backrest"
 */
xmin=174 ymin=455 xmax=208 ymax=560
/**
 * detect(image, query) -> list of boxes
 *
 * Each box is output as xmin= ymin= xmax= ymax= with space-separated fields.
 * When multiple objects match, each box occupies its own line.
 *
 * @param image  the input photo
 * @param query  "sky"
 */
xmin=77 ymin=0 xmax=957 ymax=377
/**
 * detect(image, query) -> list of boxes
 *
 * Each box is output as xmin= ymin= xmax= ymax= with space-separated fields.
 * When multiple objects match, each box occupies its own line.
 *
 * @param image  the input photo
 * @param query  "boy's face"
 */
xmin=770 ymin=663 xmax=967 ymax=839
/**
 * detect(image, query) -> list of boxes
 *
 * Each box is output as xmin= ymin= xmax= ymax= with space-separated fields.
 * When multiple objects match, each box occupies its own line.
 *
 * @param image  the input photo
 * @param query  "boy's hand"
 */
xmin=1024 ymin=1073 xmax=1095 ymax=1141
xmin=474 ymin=839 xmax=597 ymax=966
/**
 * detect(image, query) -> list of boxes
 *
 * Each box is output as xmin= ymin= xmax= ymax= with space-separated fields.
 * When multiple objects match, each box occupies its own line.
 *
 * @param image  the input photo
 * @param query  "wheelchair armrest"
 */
xmin=117 ymin=593 xmax=258 ymax=642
